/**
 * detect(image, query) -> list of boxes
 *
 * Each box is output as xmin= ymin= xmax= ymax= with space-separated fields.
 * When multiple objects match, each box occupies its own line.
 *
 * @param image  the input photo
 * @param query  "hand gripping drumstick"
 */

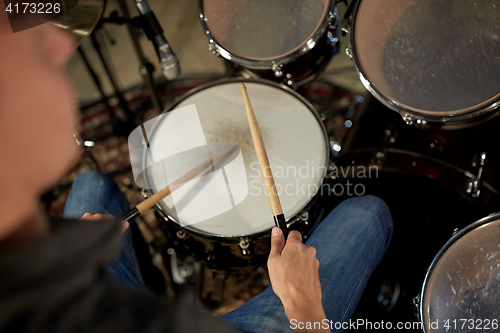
xmin=240 ymin=83 xmax=289 ymax=240
xmin=120 ymin=145 xmax=237 ymax=221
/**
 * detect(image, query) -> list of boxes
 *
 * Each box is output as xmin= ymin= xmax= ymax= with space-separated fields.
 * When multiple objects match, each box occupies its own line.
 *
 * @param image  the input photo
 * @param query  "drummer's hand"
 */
xmin=81 ymin=213 xmax=129 ymax=233
xmin=267 ymin=228 xmax=329 ymax=332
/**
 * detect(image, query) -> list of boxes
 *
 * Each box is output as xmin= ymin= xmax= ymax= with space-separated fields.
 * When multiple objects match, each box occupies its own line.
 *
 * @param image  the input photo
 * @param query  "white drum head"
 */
xmin=144 ymin=81 xmax=328 ymax=237
xmin=421 ymin=216 xmax=500 ymax=332
xmin=352 ymin=0 xmax=500 ymax=119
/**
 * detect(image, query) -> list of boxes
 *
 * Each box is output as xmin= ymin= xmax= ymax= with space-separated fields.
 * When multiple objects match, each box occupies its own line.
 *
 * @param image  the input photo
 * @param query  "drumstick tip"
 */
xmin=240 ymin=83 xmax=247 ymax=92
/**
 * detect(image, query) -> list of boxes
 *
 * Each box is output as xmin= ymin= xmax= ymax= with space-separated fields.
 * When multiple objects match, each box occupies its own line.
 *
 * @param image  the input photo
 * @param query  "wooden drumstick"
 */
xmin=240 ymin=83 xmax=289 ymax=240
xmin=121 ymin=145 xmax=236 ymax=221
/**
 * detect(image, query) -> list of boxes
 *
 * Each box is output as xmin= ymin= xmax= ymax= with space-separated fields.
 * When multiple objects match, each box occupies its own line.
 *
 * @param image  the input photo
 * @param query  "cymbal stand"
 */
xmin=108 ymin=0 xmax=164 ymax=115
xmin=89 ymin=30 xmax=135 ymax=121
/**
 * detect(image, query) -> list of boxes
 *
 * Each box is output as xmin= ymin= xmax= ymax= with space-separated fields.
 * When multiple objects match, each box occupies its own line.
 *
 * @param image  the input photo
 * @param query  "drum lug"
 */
xmin=176 ymin=229 xmax=187 ymax=239
xmin=345 ymin=46 xmax=353 ymax=60
xmin=401 ymin=114 xmax=414 ymax=125
xmin=414 ymin=118 xmax=428 ymax=128
xmin=452 ymin=228 xmax=459 ymax=236
xmin=300 ymin=211 xmax=309 ymax=225
xmin=401 ymin=114 xmax=427 ymax=127
xmin=208 ymin=40 xmax=220 ymax=57
xmin=272 ymin=62 xmax=283 ymax=78
xmin=140 ymin=188 xmax=149 ymax=199
xmin=412 ymin=294 xmax=421 ymax=319
xmin=467 ymin=152 xmax=487 ymax=198
xmin=239 ymin=237 xmax=251 ymax=256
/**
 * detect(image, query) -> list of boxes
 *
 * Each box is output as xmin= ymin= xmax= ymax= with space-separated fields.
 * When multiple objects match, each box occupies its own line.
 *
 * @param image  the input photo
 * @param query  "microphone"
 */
xmin=135 ymin=0 xmax=180 ymax=80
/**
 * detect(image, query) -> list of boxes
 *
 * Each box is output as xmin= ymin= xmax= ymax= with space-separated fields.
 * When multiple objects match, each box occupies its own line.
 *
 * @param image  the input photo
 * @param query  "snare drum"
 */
xmin=348 ymin=0 xmax=500 ymax=126
xmin=143 ymin=79 xmax=329 ymax=267
xmin=199 ymin=0 xmax=340 ymax=86
xmin=417 ymin=213 xmax=500 ymax=332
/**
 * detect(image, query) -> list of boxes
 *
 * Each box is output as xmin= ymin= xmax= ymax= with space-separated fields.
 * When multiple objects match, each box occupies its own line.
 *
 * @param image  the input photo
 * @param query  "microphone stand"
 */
xmin=89 ymin=31 xmax=135 ymax=121
xmin=91 ymin=0 xmax=165 ymax=117
xmin=116 ymin=0 xmax=164 ymax=114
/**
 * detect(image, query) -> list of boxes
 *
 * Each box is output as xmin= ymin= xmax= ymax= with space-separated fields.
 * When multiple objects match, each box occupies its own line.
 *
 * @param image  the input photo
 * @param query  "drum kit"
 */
xmin=63 ymin=0 xmax=500 ymax=328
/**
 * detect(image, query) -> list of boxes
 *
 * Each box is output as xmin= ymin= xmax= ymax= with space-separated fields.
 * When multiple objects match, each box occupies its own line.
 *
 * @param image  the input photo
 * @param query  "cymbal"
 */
xmin=51 ymin=0 xmax=105 ymax=50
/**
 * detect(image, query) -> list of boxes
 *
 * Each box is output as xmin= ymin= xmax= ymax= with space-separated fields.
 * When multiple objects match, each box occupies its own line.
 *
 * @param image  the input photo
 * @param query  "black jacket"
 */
xmin=0 ymin=217 xmax=237 ymax=333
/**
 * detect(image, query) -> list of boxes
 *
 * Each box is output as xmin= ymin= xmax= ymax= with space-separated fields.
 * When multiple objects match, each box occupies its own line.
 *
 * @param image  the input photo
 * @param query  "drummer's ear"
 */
xmin=38 ymin=24 xmax=75 ymax=69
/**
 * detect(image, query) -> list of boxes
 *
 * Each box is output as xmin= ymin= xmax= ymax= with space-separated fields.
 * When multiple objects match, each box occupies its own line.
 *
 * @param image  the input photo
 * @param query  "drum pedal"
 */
xmin=167 ymin=248 xmax=204 ymax=298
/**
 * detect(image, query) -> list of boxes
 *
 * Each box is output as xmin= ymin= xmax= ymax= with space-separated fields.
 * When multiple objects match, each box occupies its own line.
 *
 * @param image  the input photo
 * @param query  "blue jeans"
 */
xmin=64 ymin=171 xmax=393 ymax=333
xmin=64 ymin=171 xmax=148 ymax=290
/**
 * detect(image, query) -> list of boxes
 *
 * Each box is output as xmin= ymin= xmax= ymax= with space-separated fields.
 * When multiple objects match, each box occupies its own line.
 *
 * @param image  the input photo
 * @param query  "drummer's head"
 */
xmin=0 ymin=10 xmax=78 ymax=239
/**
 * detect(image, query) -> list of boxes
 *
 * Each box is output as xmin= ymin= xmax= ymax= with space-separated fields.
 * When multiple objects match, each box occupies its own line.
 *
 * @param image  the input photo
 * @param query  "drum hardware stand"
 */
xmin=412 ymin=294 xmax=421 ymax=318
xmin=207 ymin=39 xmax=223 ymax=57
xmin=383 ymin=127 xmax=397 ymax=145
xmin=271 ymin=64 xmax=295 ymax=88
xmin=466 ymin=152 xmax=487 ymax=198
xmin=283 ymin=73 xmax=295 ymax=88
xmin=77 ymin=46 xmax=123 ymax=126
xmin=72 ymin=133 xmax=102 ymax=173
xmin=271 ymin=62 xmax=283 ymax=78
xmin=95 ymin=0 xmax=165 ymax=117
xmin=345 ymin=45 xmax=353 ymax=60
xmin=328 ymin=162 xmax=338 ymax=180
xmin=371 ymin=151 xmax=386 ymax=166
xmin=327 ymin=8 xmax=340 ymax=48
xmin=277 ymin=210 xmax=310 ymax=232
xmin=414 ymin=118 xmax=428 ymax=128
xmin=88 ymin=31 xmax=135 ymax=122
xmin=401 ymin=114 xmax=428 ymax=128
xmin=76 ymin=51 xmax=135 ymax=139
xmin=376 ymin=273 xmax=400 ymax=314
xmin=330 ymin=142 xmax=342 ymax=157
xmin=367 ymin=126 xmax=396 ymax=166
xmin=166 ymin=247 xmax=205 ymax=298
xmin=337 ymin=0 xmax=353 ymax=36
xmin=398 ymin=113 xmax=428 ymax=127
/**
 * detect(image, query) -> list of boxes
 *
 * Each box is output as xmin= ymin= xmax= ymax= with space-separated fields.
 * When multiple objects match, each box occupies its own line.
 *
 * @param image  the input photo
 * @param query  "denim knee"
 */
xmin=72 ymin=170 xmax=109 ymax=190
xmin=339 ymin=195 xmax=394 ymax=251
xmin=71 ymin=171 xmax=125 ymax=207
xmin=66 ymin=171 xmax=129 ymax=217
